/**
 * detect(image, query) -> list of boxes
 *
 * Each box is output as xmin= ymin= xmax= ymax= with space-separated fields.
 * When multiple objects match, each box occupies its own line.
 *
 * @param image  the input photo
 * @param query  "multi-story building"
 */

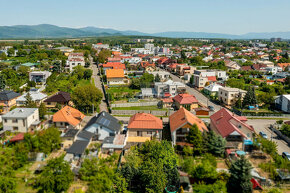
xmin=154 ymin=80 xmax=186 ymax=98
xmin=0 ymin=90 xmax=21 ymax=114
xmin=275 ymin=94 xmax=290 ymax=113
xmin=66 ymin=53 xmax=85 ymax=71
xmin=29 ymin=71 xmax=51 ymax=83
xmin=218 ymin=87 xmax=247 ymax=106
xmin=2 ymin=108 xmax=40 ymax=133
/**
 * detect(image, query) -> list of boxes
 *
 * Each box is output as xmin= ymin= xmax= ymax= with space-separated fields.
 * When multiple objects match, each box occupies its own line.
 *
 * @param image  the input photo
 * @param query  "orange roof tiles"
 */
xmin=106 ymin=69 xmax=124 ymax=78
xmin=173 ymin=94 xmax=198 ymax=104
xmin=102 ymin=62 xmax=126 ymax=70
xmin=169 ymin=107 xmax=208 ymax=133
xmin=53 ymin=106 xmax=85 ymax=126
xmin=277 ymin=63 xmax=290 ymax=69
xmin=127 ymin=113 xmax=163 ymax=130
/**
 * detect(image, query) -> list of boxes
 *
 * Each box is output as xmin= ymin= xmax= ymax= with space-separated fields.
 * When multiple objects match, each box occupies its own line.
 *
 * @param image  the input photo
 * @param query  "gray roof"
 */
xmin=85 ymin=111 xmax=121 ymax=132
xmin=0 ymin=90 xmax=21 ymax=101
xmin=2 ymin=108 xmax=38 ymax=118
xmin=62 ymin=129 xmax=79 ymax=138
xmin=16 ymin=91 xmax=47 ymax=102
xmin=66 ymin=140 xmax=89 ymax=156
xmin=77 ymin=130 xmax=95 ymax=140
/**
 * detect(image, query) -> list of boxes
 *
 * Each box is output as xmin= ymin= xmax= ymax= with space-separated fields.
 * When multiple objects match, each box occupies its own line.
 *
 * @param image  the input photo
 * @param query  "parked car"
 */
xmin=208 ymin=105 xmax=215 ymax=111
xmin=259 ymin=131 xmax=268 ymax=139
xmin=282 ymin=152 xmax=290 ymax=161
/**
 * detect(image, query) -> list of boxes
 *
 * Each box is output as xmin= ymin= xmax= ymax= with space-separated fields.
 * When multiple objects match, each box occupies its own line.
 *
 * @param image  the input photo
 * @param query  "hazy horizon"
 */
xmin=1 ymin=0 xmax=290 ymax=35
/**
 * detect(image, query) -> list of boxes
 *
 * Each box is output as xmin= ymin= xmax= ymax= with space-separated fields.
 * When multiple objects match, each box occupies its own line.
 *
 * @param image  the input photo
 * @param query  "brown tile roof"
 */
xmin=44 ymin=91 xmax=71 ymax=103
xmin=277 ymin=63 xmax=290 ymax=69
xmin=53 ymin=106 xmax=85 ymax=126
xmin=169 ymin=107 xmax=208 ymax=133
xmin=106 ymin=69 xmax=124 ymax=78
xmin=127 ymin=113 xmax=163 ymax=130
xmin=173 ymin=94 xmax=198 ymax=104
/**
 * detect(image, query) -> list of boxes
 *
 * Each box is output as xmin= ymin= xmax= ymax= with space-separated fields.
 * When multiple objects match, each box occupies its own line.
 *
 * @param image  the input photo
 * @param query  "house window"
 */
xmin=137 ymin=131 xmax=142 ymax=136
xmin=47 ymin=102 xmax=51 ymax=105
xmin=147 ymin=131 xmax=152 ymax=135
xmin=4 ymin=119 xmax=7 ymax=123
xmin=13 ymin=127 xmax=18 ymax=131
xmin=23 ymin=120 xmax=25 ymax=127
xmin=12 ymin=119 xmax=18 ymax=123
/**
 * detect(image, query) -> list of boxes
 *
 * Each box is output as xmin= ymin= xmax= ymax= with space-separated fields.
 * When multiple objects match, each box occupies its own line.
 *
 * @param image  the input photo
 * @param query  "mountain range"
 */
xmin=0 ymin=24 xmax=289 ymax=39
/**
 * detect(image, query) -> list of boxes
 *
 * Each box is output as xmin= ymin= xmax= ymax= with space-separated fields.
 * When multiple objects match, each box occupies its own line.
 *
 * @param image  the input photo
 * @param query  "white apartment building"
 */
xmin=218 ymin=87 xmax=247 ymax=106
xmin=66 ymin=53 xmax=85 ymax=71
xmin=154 ymin=80 xmax=186 ymax=98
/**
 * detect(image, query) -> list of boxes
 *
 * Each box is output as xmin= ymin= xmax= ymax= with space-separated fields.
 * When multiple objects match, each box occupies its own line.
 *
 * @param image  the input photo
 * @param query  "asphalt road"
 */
xmin=166 ymin=71 xmax=222 ymax=112
xmin=246 ymin=119 xmax=290 ymax=155
xmin=90 ymin=57 xmax=108 ymax=112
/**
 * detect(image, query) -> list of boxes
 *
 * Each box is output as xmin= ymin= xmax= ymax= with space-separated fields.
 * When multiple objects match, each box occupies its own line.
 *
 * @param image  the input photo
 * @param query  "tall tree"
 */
xmin=38 ymin=102 xmax=47 ymax=120
xmin=205 ymin=130 xmax=226 ymax=157
xmin=154 ymin=74 xmax=161 ymax=82
xmin=0 ymin=74 xmax=6 ymax=90
xmin=227 ymin=156 xmax=252 ymax=193
xmin=72 ymin=84 xmax=103 ymax=113
xmin=25 ymin=92 xmax=37 ymax=108
xmin=186 ymin=124 xmax=204 ymax=155
xmin=242 ymin=87 xmax=257 ymax=107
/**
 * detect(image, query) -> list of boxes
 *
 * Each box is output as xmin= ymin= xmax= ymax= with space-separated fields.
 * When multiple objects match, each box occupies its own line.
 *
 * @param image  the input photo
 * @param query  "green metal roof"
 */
xmin=21 ymin=62 xmax=40 ymax=67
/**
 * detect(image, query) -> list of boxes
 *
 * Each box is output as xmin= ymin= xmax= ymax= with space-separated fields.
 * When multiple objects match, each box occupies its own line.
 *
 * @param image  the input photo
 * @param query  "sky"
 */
xmin=1 ymin=0 xmax=290 ymax=34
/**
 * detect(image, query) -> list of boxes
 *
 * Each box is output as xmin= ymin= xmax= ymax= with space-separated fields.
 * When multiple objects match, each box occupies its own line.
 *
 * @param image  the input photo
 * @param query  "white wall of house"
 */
xmin=3 ymin=109 xmax=39 ymax=132
xmin=85 ymin=123 xmax=116 ymax=141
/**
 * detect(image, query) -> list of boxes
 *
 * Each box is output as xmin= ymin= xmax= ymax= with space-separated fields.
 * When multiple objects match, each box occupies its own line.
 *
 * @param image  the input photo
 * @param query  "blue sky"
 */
xmin=2 ymin=0 xmax=290 ymax=34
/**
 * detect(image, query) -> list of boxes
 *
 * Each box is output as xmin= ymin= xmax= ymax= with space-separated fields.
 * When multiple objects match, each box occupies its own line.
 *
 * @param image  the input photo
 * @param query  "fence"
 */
xmin=111 ymin=102 xmax=158 ymax=108
xmin=111 ymin=110 xmax=175 ymax=116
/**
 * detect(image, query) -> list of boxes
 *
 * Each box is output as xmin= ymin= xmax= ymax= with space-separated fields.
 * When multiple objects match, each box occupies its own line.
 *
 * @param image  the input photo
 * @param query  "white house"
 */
xmin=84 ymin=111 xmax=122 ymax=141
xmin=2 ymin=108 xmax=40 ymax=133
xmin=66 ymin=53 xmax=85 ymax=71
xmin=275 ymin=95 xmax=290 ymax=113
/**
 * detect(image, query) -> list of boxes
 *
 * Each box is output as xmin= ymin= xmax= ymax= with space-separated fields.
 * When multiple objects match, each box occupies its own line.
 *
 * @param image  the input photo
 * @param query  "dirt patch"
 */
xmin=248 ymin=154 xmax=272 ymax=179
xmin=68 ymin=181 xmax=88 ymax=193
xmin=216 ymin=159 xmax=228 ymax=169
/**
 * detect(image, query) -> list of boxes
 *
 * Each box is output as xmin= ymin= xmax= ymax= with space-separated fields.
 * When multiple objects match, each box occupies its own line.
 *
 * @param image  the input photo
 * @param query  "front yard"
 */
xmin=112 ymin=105 xmax=166 ymax=111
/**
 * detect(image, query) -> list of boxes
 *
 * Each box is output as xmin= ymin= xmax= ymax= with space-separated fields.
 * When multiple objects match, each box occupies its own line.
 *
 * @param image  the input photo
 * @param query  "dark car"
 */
xmin=208 ymin=105 xmax=215 ymax=111
xmin=282 ymin=152 xmax=290 ymax=161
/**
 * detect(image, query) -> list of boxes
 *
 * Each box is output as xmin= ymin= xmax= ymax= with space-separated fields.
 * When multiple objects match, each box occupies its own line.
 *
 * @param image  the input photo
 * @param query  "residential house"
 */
xmin=173 ymin=93 xmax=199 ymax=111
xmin=29 ymin=71 xmax=51 ymax=83
xmin=224 ymin=60 xmax=241 ymax=70
xmin=140 ymin=88 xmax=157 ymax=98
xmin=84 ymin=111 xmax=121 ymax=141
xmin=106 ymin=69 xmax=126 ymax=85
xmin=192 ymin=70 xmax=218 ymax=88
xmin=203 ymin=84 xmax=223 ymax=96
xmin=218 ymin=87 xmax=247 ymax=106
xmin=53 ymin=106 xmax=85 ymax=130
xmin=66 ymin=52 xmax=85 ymax=71
xmin=127 ymin=113 xmax=163 ymax=145
xmin=2 ymin=108 xmax=40 ymax=133
xmin=17 ymin=62 xmax=40 ymax=70
xmin=275 ymin=94 xmax=290 ymax=113
xmin=149 ymin=71 xmax=170 ymax=82
xmin=61 ymin=129 xmax=79 ymax=149
xmin=265 ymin=67 xmax=282 ymax=74
xmin=170 ymin=107 xmax=208 ymax=145
xmin=102 ymin=134 xmax=127 ymax=153
xmin=16 ymin=91 xmax=47 ymax=106
xmin=154 ymin=80 xmax=186 ymax=98
xmin=102 ymin=62 xmax=126 ymax=74
xmin=0 ymin=90 xmax=21 ymax=114
xmin=210 ymin=108 xmax=255 ymax=149
xmin=65 ymin=130 xmax=95 ymax=158
xmin=44 ymin=91 xmax=71 ymax=108
xmin=273 ymin=72 xmax=290 ymax=79
xmin=277 ymin=63 xmax=290 ymax=71
xmin=176 ymin=65 xmax=195 ymax=76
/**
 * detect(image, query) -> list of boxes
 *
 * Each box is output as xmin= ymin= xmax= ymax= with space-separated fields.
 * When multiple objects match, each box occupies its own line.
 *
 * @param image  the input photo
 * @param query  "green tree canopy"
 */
xmin=205 ymin=130 xmax=226 ymax=157
xmin=72 ymin=84 xmax=103 ymax=113
xmin=227 ymin=156 xmax=252 ymax=193
xmin=242 ymin=87 xmax=257 ymax=108
xmin=36 ymin=156 xmax=74 ymax=193
xmin=186 ymin=124 xmax=204 ymax=155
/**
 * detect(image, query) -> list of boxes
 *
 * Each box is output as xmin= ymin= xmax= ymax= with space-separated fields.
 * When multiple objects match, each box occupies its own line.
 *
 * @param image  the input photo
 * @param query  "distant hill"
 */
xmin=0 ymin=24 xmax=289 ymax=39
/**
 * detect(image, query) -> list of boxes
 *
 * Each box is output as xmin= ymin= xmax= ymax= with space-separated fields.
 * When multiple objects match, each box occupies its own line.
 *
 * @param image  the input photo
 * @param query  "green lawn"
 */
xmin=112 ymin=106 xmax=166 ymax=111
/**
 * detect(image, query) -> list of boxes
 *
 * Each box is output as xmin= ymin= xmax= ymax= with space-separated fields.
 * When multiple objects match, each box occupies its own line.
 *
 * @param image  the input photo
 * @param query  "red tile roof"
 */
xmin=127 ymin=113 xmax=163 ymax=130
xmin=277 ymin=63 xmax=290 ymax=69
xmin=207 ymin=76 xmax=217 ymax=82
xmin=169 ymin=107 xmax=208 ymax=133
xmin=10 ymin=133 xmax=25 ymax=142
xmin=210 ymin=108 xmax=254 ymax=138
xmin=241 ymin=66 xmax=252 ymax=71
xmin=173 ymin=94 xmax=198 ymax=104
